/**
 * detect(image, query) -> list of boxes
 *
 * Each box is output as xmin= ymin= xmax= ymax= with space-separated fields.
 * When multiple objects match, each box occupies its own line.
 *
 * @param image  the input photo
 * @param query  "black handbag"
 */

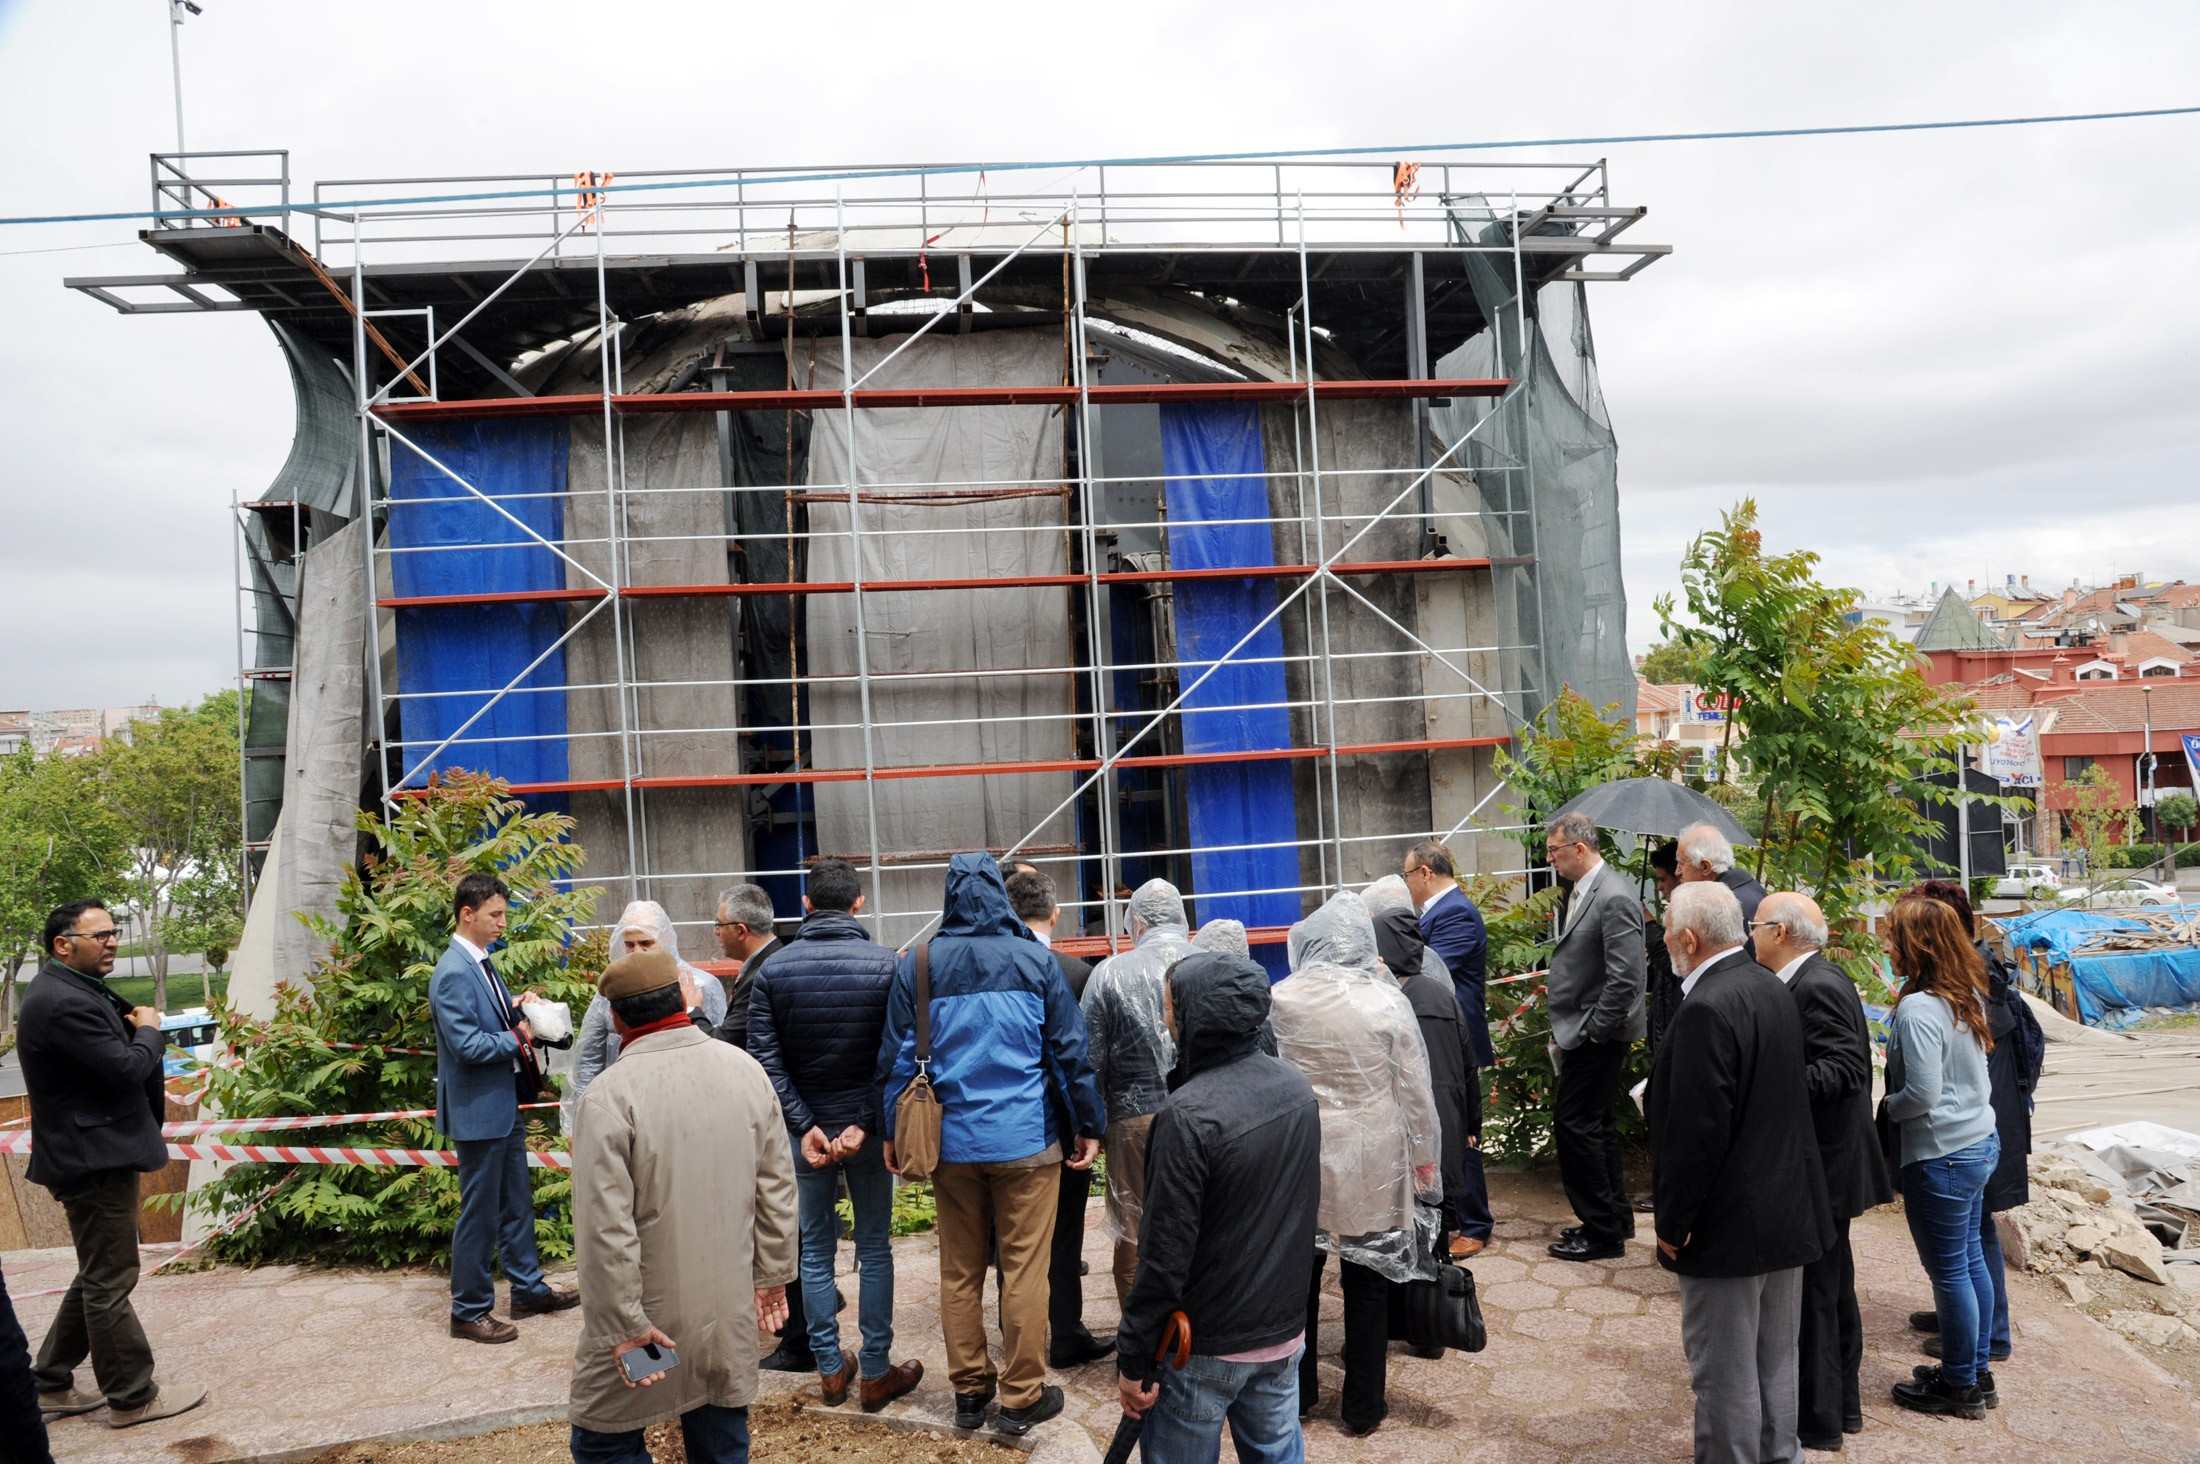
xmin=1393 ymin=1259 xmax=1487 ymax=1354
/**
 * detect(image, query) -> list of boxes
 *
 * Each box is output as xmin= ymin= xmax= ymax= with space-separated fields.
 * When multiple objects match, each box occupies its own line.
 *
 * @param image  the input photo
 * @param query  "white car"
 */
xmin=1993 ymin=862 xmax=2061 ymax=900
xmin=2056 ymin=877 xmax=2178 ymax=908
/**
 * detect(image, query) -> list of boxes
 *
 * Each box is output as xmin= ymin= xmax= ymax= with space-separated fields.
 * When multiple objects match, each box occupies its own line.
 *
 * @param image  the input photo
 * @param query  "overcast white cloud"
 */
xmin=2 ymin=0 xmax=2195 ymax=707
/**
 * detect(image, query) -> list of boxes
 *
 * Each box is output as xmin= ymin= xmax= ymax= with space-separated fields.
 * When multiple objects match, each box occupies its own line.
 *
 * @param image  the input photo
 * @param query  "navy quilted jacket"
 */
xmin=745 ymin=910 xmax=898 ymax=1135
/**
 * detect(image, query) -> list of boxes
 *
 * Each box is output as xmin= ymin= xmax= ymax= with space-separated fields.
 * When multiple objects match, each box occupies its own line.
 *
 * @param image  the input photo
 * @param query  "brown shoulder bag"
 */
xmin=892 ymin=940 xmax=944 ymax=1181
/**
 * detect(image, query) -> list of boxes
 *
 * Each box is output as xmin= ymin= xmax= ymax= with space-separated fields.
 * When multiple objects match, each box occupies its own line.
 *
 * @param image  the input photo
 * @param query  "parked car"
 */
xmin=2056 ymin=877 xmax=2178 ymax=909
xmin=160 ymin=1006 xmax=219 ymax=1080
xmin=1994 ymin=861 xmax=2061 ymax=900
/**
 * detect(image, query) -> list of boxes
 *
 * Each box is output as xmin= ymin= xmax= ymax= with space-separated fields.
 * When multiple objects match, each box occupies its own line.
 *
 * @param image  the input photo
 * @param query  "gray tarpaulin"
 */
xmin=267 ymin=517 xmax=371 ymax=991
xmin=1261 ymin=400 xmax=1434 ymax=895
xmin=804 ymin=329 xmax=1077 ymax=947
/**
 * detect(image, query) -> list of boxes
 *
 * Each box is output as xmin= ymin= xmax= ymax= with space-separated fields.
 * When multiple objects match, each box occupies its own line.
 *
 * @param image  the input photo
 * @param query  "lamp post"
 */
xmin=167 ymin=0 xmax=202 ymax=156
xmin=2141 ymin=683 xmax=2157 ymax=854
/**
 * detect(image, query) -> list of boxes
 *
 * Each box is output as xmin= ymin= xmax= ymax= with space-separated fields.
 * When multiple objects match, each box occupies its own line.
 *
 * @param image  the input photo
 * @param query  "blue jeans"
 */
xmin=1901 ymin=1134 xmax=2000 ymax=1386
xmin=451 ymin=1128 xmax=548 ymax=1321
xmin=794 ymin=1131 xmax=894 ymax=1379
xmin=570 ymin=1403 xmax=747 ymax=1463
xmin=1980 ymin=1206 xmax=2012 ymax=1355
xmin=1138 ymin=1347 xmax=1305 ymax=1464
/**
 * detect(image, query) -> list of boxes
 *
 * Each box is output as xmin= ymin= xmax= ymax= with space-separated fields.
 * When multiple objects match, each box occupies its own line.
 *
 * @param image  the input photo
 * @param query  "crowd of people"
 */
xmin=0 ymin=813 xmax=2046 ymax=1464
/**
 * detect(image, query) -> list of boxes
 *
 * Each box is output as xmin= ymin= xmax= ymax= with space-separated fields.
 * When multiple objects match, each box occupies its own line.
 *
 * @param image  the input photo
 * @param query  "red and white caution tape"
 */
xmin=161 ymin=1102 xmax=557 ymax=1138
xmin=0 ymin=1130 xmax=569 ymax=1169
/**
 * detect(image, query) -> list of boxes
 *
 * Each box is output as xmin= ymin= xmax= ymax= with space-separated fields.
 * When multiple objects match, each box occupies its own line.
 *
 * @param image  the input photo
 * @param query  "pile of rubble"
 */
xmin=1999 ymin=1151 xmax=2177 ymax=1287
xmin=1997 ymin=1131 xmax=2200 ymax=1349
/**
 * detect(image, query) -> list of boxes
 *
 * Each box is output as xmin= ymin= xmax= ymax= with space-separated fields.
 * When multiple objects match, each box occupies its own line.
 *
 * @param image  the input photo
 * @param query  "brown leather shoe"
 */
xmin=450 ymin=1314 xmax=519 ymax=1344
xmin=510 ymin=1284 xmax=581 ymax=1317
xmin=860 ymin=1359 xmax=924 ymax=1413
xmin=1449 ymin=1236 xmax=1487 ymax=1260
xmin=819 ymin=1350 xmax=857 ymax=1407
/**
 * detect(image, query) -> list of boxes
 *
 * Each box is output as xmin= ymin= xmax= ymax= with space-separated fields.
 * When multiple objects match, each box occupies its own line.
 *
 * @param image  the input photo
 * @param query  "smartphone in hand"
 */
xmin=618 ymin=1341 xmax=680 ymax=1386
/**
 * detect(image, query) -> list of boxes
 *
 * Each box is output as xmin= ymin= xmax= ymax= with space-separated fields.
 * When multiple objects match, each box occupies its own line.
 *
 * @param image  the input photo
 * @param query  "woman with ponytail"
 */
xmin=1880 ymin=896 xmax=1999 ymax=1421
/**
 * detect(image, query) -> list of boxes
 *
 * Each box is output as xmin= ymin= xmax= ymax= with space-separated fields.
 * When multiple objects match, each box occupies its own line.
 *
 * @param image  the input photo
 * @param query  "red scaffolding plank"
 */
xmin=380 ymin=557 xmax=1519 ymax=610
xmin=372 ymin=377 xmax=1512 ymax=424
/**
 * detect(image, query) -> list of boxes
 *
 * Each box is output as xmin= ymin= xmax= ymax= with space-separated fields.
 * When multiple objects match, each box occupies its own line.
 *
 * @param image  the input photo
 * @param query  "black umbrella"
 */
xmin=1102 ymin=1312 xmax=1190 ymax=1464
xmin=1547 ymin=777 xmax=1755 ymax=846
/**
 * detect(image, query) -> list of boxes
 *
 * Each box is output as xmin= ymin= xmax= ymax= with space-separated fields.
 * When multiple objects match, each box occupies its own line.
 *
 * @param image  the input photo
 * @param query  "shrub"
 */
xmin=172 ymin=773 xmax=603 ymax=1267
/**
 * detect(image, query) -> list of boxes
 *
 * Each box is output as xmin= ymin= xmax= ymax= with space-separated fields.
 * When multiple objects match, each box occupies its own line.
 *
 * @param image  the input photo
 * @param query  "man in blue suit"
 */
xmin=432 ymin=872 xmax=578 ymax=1343
xmin=1402 ymin=839 xmax=1495 ymax=1258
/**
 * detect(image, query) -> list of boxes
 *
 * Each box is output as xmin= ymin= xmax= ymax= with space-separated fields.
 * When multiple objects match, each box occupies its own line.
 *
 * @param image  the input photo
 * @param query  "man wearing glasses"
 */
xmin=1541 ymin=812 xmax=1648 ymax=1264
xmin=18 ymin=900 xmax=207 ymax=1428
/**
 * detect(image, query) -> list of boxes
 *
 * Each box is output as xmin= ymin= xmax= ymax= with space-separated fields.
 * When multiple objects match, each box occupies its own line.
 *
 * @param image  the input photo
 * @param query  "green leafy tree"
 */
xmin=2063 ymin=765 xmax=2133 ymax=905
xmin=166 ymin=856 xmax=244 ymax=1009
xmin=1655 ymin=501 xmax=2002 ymax=970
xmin=178 ymin=773 xmax=602 ymax=1268
xmin=97 ymin=692 xmax=244 ymax=1011
xmin=2157 ymin=791 xmax=2198 ymax=848
xmin=1635 ymin=640 xmax=1701 ymax=685
xmin=0 ymin=746 xmax=132 ymax=1033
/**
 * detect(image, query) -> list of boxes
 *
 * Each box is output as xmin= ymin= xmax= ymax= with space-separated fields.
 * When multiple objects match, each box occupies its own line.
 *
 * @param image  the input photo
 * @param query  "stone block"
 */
xmin=2056 ymin=1274 xmax=2091 ymax=1305
xmin=1998 ymin=1207 xmax=2064 ymax=1273
xmin=2101 ymin=1231 xmax=2173 ymax=1287
xmin=2067 ymin=1223 xmax=2108 ymax=1254
xmin=2108 ymin=1310 xmax=2187 ymax=1347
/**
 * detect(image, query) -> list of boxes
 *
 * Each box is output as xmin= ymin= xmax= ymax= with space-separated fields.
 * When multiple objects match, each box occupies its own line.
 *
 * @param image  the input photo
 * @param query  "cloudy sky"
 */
xmin=2 ymin=0 xmax=2195 ymax=710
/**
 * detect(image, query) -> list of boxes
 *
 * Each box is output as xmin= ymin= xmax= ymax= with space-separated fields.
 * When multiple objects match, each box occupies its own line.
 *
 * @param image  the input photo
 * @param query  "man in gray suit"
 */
xmin=1543 ymin=811 xmax=1647 ymax=1263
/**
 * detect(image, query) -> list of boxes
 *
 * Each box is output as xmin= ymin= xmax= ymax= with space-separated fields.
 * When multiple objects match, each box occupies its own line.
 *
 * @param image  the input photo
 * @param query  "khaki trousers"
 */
xmin=1104 ymin=1114 xmax=1155 ymax=1308
xmin=934 ymin=1156 xmax=1061 ymax=1409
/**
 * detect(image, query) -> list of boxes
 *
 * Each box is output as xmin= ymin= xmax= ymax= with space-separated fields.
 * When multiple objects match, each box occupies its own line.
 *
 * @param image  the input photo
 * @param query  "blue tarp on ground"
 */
xmin=1994 ymin=905 xmax=2200 ymax=1026
xmin=386 ymin=421 xmax=571 ymax=793
xmin=1160 ymin=403 xmax=1298 ymax=977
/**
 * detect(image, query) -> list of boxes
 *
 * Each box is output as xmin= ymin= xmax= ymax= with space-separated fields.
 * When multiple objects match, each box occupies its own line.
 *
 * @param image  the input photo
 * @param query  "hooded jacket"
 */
xmin=1117 ymin=952 xmax=1320 ymax=1378
xmin=1272 ymin=891 xmax=1443 ymax=1283
xmin=1369 ymin=901 xmax=1476 ymax=1235
xmin=878 ymin=854 xmax=1105 ymax=1164
xmin=1080 ymin=879 xmax=1191 ymax=1126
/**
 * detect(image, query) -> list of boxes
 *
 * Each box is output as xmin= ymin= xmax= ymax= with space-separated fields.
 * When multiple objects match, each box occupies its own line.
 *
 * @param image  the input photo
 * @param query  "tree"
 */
xmin=166 ymin=856 xmax=244 ymax=1009
xmin=1655 ymin=501 xmax=2000 ymax=971
xmin=2158 ymin=791 xmax=2198 ymax=847
xmin=2063 ymin=765 xmax=2133 ymax=905
xmin=180 ymin=772 xmax=604 ymax=1267
xmin=96 ymin=691 xmax=244 ymax=1012
xmin=0 ymin=746 xmax=132 ymax=1034
xmin=1636 ymin=640 xmax=1701 ymax=686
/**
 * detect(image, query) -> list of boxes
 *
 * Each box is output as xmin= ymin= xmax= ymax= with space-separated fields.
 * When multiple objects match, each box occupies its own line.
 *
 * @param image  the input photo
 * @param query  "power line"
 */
xmin=2 ymin=103 xmax=2197 ymax=229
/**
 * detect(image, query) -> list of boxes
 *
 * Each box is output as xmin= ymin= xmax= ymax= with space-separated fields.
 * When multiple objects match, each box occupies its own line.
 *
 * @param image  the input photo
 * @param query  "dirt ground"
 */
xmin=305 ymin=1399 xmax=1023 ymax=1463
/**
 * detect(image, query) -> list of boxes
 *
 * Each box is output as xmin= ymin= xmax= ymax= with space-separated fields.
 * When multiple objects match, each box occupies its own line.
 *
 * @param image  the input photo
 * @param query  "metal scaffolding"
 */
xmin=158 ymin=155 xmax=1671 ymax=957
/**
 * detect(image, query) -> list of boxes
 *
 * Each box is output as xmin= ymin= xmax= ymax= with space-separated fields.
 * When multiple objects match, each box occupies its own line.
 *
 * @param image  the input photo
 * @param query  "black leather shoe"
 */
xmin=1908 ymin=1309 xmax=1939 ymax=1333
xmin=1842 ymin=1412 xmax=1864 ymax=1435
xmin=510 ymin=1284 xmax=580 ymax=1317
xmin=953 ymin=1388 xmax=996 ymax=1431
xmin=1798 ymin=1433 xmax=1843 ymax=1453
xmin=1892 ymin=1367 xmax=1985 ymax=1420
xmin=1048 ymin=1328 xmax=1114 ymax=1368
xmin=1558 ymin=1224 xmax=1586 ymax=1243
xmin=1915 ymin=1363 xmax=1998 ymax=1409
xmin=1548 ymin=1234 xmax=1625 ymax=1262
xmin=993 ymin=1384 xmax=1064 ymax=1437
xmin=759 ymin=1345 xmax=816 ymax=1373
xmin=1921 ymin=1333 xmax=2010 ymax=1362
xmin=1342 ymin=1405 xmax=1387 ymax=1438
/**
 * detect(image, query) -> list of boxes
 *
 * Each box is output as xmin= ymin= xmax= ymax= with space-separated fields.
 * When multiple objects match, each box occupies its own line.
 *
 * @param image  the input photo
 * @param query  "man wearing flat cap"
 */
xmin=568 ymin=950 xmax=800 ymax=1463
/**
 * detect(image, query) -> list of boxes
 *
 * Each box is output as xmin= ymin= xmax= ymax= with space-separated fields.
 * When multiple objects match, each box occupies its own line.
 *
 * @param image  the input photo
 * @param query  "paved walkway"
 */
xmin=11 ymin=1169 xmax=2200 ymax=1462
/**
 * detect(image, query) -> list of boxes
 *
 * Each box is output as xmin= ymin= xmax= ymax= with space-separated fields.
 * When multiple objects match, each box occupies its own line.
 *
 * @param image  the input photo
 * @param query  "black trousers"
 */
xmin=1303 ymin=1253 xmax=1388 ymax=1431
xmin=1798 ymin=1216 xmax=1861 ymax=1442
xmin=1047 ymin=1158 xmax=1092 ymax=1341
xmin=1453 ymin=1068 xmax=1494 ymax=1240
xmin=30 ymin=1169 xmax=156 ymax=1411
xmin=775 ymin=1264 xmax=812 ymax=1356
xmin=1554 ymin=1037 xmax=1630 ymax=1245
xmin=1 ymin=1258 xmax=55 ymax=1464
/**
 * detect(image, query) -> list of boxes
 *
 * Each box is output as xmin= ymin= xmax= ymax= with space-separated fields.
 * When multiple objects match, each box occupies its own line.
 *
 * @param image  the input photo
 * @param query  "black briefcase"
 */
xmin=1391 ymin=1258 xmax=1488 ymax=1354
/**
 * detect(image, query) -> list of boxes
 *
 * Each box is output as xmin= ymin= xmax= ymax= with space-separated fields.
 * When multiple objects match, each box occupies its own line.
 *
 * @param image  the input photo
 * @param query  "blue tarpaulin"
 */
xmin=386 ymin=421 xmax=571 ymax=793
xmin=1160 ymin=404 xmax=1298 ymax=975
xmin=1994 ymin=905 xmax=2200 ymax=1026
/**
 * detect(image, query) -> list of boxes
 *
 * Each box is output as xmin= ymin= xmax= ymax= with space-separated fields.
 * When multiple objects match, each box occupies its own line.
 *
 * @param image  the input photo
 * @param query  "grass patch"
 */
xmin=106 ymin=971 xmax=231 ymax=1011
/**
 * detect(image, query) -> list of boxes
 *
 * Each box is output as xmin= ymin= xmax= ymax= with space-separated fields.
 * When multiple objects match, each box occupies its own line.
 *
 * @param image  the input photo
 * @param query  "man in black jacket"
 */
xmin=1116 ymin=951 xmax=1319 ymax=1460
xmin=19 ymin=900 xmax=206 ymax=1428
xmin=1651 ymin=882 xmax=1831 ymax=1464
xmin=1679 ymin=823 xmax=1768 ymax=960
xmin=1755 ymin=893 xmax=1892 ymax=1453
xmin=745 ymin=859 xmax=923 ymax=1412
xmin=1004 ymin=864 xmax=1110 ymax=1368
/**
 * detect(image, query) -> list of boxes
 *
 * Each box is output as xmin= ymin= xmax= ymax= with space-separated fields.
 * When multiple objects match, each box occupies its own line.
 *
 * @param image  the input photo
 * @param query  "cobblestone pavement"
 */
xmin=11 ymin=1168 xmax=2200 ymax=1462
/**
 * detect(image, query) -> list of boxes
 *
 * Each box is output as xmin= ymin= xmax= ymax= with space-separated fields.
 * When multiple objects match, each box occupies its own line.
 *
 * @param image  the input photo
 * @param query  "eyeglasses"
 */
xmin=72 ymin=927 xmax=121 ymax=943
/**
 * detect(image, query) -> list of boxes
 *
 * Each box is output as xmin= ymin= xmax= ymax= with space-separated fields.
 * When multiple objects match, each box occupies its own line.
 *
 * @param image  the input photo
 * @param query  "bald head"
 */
xmin=1754 ymin=891 xmax=1828 ymax=973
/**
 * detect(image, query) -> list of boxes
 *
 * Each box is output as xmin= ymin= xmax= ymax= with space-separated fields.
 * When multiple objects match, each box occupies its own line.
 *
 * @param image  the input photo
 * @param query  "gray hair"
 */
xmin=1678 ymin=822 xmax=1735 ymax=874
xmin=1760 ymin=896 xmax=1828 ymax=951
xmin=715 ymin=883 xmax=775 ymax=934
xmin=1362 ymin=873 xmax=1415 ymax=914
xmin=1546 ymin=810 xmax=1598 ymax=850
xmin=1667 ymin=881 xmax=1745 ymax=950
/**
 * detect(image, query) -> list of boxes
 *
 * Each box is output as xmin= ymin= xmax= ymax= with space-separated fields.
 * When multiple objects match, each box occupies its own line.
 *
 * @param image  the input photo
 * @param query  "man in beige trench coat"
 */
xmin=568 ymin=950 xmax=799 ymax=1463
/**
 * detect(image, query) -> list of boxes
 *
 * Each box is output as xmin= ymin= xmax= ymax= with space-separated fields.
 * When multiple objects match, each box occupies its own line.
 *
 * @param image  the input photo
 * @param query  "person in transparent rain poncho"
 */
xmin=567 ymin=901 xmax=728 ymax=1126
xmin=1079 ymin=878 xmax=1192 ymax=1307
xmin=1271 ymin=889 xmax=1443 ymax=1439
xmin=1191 ymin=919 xmax=1250 ymax=959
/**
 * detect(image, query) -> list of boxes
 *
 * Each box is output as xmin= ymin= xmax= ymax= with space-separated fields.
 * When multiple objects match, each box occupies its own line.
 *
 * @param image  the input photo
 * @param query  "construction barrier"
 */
xmin=0 ymin=1130 xmax=570 ymax=1169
